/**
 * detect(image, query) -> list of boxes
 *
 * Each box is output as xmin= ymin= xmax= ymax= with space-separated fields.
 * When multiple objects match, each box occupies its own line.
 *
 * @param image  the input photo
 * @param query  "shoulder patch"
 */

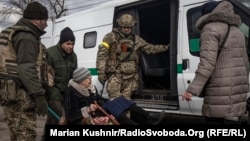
xmin=101 ymin=42 xmax=110 ymax=49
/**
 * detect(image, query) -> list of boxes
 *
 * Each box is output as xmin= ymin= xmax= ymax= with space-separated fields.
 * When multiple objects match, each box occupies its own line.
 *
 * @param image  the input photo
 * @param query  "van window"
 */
xmin=239 ymin=21 xmax=250 ymax=62
xmin=231 ymin=0 xmax=250 ymax=63
xmin=234 ymin=0 xmax=250 ymax=9
xmin=83 ymin=31 xmax=97 ymax=48
xmin=187 ymin=7 xmax=201 ymax=57
xmin=187 ymin=3 xmax=250 ymax=60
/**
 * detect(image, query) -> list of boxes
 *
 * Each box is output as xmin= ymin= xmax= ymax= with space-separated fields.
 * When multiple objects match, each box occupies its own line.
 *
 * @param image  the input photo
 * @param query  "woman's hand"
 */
xmin=88 ymin=104 xmax=97 ymax=112
xmin=182 ymin=92 xmax=193 ymax=101
xmin=91 ymin=116 xmax=110 ymax=125
xmin=58 ymin=116 xmax=67 ymax=125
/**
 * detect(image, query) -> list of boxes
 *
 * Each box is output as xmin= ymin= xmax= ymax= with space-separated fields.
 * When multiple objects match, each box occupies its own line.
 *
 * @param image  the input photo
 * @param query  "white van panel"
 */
xmin=41 ymin=20 xmax=53 ymax=47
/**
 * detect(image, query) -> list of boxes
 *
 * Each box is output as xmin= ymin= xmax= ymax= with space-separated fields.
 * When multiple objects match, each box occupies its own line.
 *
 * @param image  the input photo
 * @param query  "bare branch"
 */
xmin=0 ymin=0 xmax=68 ymax=22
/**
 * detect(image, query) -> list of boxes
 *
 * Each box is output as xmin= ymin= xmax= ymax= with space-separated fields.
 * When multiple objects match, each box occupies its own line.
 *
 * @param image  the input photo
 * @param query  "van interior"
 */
xmin=114 ymin=0 xmax=178 ymax=111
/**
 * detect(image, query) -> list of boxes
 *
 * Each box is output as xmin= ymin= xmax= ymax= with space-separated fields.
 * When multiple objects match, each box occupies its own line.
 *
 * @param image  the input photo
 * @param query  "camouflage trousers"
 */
xmin=2 ymin=88 xmax=37 ymax=141
xmin=106 ymin=73 xmax=139 ymax=100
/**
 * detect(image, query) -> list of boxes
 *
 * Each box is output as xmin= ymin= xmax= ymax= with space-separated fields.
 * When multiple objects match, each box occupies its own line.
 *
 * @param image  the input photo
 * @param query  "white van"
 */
xmin=42 ymin=0 xmax=250 ymax=123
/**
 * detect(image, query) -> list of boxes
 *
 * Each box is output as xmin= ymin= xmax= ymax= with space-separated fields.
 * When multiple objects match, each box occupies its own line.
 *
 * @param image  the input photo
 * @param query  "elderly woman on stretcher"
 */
xmin=63 ymin=67 xmax=165 ymax=125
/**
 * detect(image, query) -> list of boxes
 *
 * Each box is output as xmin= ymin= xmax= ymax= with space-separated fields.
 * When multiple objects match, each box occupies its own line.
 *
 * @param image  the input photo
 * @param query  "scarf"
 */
xmin=68 ymin=79 xmax=90 ymax=97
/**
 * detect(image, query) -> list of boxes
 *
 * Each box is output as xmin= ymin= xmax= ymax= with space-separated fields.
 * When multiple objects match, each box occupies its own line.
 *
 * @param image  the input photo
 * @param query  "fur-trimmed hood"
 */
xmin=196 ymin=1 xmax=241 ymax=30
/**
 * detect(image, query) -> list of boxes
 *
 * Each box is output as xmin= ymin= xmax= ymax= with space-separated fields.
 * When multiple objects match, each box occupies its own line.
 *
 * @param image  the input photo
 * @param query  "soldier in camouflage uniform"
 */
xmin=0 ymin=2 xmax=49 ymax=141
xmin=96 ymin=14 xmax=169 ymax=100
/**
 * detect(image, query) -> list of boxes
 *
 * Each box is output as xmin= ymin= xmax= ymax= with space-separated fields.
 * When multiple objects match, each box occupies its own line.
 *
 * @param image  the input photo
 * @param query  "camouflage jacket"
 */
xmin=96 ymin=28 xmax=168 ymax=75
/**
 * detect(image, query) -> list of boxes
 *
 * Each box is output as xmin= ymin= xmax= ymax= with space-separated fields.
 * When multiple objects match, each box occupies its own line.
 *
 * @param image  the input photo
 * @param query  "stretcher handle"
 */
xmin=94 ymin=101 xmax=120 ymax=125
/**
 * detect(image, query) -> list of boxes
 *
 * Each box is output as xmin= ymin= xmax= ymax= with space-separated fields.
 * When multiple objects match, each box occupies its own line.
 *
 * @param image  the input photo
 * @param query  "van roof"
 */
xmin=56 ymin=0 xmax=139 ymax=22
xmin=56 ymin=0 xmax=215 ymax=22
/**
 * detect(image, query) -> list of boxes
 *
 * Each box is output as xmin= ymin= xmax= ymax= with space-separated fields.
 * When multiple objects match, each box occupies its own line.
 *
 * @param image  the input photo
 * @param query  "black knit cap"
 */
xmin=23 ymin=2 xmax=48 ymax=19
xmin=201 ymin=1 xmax=220 ymax=16
xmin=59 ymin=27 xmax=75 ymax=44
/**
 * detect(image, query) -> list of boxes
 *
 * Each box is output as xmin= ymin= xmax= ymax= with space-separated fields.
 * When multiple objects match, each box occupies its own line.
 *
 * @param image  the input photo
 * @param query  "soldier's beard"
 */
xmin=119 ymin=27 xmax=131 ymax=36
xmin=122 ymin=32 xmax=131 ymax=36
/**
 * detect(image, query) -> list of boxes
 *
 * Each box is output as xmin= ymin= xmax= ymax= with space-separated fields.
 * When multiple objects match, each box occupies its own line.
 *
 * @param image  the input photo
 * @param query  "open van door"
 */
xmin=180 ymin=2 xmax=205 ymax=116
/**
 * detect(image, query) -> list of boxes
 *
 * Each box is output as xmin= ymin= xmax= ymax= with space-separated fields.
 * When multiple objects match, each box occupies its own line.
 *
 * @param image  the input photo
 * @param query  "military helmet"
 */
xmin=117 ymin=14 xmax=136 ymax=27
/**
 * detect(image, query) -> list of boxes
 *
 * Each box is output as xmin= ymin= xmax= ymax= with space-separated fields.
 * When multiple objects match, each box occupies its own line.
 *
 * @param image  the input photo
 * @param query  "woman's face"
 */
xmin=80 ymin=76 xmax=92 ymax=87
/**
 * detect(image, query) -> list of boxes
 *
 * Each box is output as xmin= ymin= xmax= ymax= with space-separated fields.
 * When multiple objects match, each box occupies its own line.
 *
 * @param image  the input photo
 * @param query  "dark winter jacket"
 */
xmin=46 ymin=44 xmax=77 ymax=101
xmin=187 ymin=1 xmax=249 ymax=118
xmin=64 ymin=81 xmax=108 ymax=124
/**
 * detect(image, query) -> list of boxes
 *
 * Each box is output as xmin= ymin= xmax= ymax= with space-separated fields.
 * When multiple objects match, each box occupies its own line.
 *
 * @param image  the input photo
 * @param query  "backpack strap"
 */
xmin=218 ymin=24 xmax=230 ymax=57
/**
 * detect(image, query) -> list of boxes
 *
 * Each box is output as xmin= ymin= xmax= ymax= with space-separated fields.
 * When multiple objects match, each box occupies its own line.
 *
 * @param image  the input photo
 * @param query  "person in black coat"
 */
xmin=64 ymin=67 xmax=166 ymax=125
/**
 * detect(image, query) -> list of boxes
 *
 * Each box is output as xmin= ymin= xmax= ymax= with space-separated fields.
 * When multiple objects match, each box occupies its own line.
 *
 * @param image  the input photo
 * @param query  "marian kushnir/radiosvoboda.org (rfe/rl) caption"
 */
xmin=46 ymin=127 xmax=247 ymax=138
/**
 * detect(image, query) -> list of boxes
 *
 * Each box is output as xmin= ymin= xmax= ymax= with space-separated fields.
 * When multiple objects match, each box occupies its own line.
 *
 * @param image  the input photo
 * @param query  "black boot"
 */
xmin=118 ymin=112 xmax=138 ymax=125
xmin=146 ymin=111 xmax=166 ymax=125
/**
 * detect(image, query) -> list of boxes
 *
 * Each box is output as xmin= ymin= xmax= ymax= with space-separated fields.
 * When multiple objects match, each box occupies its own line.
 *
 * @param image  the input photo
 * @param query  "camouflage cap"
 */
xmin=117 ymin=14 xmax=136 ymax=27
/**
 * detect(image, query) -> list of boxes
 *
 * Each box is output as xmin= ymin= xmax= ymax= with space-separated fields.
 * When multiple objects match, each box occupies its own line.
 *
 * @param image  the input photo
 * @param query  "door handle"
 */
xmin=182 ymin=59 xmax=189 ymax=70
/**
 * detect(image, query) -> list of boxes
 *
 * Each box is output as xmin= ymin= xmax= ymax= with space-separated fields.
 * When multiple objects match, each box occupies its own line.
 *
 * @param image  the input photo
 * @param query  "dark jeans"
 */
xmin=118 ymin=104 xmax=149 ymax=125
xmin=42 ymin=100 xmax=63 ymax=141
xmin=205 ymin=117 xmax=225 ymax=125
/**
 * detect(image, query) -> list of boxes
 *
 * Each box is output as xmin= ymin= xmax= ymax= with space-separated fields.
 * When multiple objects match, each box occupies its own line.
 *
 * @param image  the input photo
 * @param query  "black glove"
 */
xmin=98 ymin=73 xmax=106 ymax=85
xmin=32 ymin=95 xmax=48 ymax=116
xmin=96 ymin=97 xmax=108 ymax=106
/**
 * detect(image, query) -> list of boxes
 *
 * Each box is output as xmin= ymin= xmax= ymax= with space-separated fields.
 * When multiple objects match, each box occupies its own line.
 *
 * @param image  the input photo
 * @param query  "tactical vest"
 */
xmin=0 ymin=25 xmax=53 ymax=87
xmin=111 ymin=33 xmax=136 ymax=62
xmin=115 ymin=34 xmax=138 ymax=76
xmin=117 ymin=36 xmax=136 ymax=62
